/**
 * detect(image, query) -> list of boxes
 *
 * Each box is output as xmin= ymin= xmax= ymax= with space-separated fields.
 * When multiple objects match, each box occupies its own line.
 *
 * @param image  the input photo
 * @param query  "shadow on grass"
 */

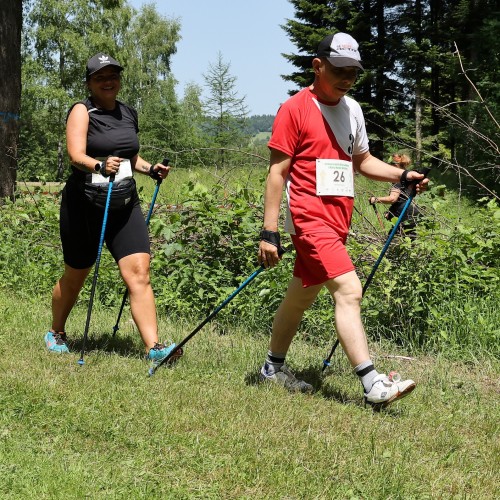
xmin=244 ymin=363 xmax=356 ymax=406
xmin=69 ymin=332 xmax=140 ymax=357
xmin=245 ymin=363 xmax=409 ymax=415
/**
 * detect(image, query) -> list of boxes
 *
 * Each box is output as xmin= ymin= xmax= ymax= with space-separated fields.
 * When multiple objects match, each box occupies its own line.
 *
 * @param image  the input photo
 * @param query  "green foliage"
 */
xmin=149 ymin=181 xmax=268 ymax=320
xmin=361 ymin=197 xmax=500 ymax=356
xmin=0 ymin=191 xmax=62 ymax=295
xmin=2 ymin=173 xmax=499 ymax=360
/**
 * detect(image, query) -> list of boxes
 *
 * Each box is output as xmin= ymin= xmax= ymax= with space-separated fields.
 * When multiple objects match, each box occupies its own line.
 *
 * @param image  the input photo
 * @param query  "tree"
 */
xmin=202 ymin=52 xmax=249 ymax=168
xmin=0 ymin=0 xmax=22 ymax=200
xmin=281 ymin=0 xmax=499 ymax=196
xmin=20 ymin=0 xmax=180 ymax=181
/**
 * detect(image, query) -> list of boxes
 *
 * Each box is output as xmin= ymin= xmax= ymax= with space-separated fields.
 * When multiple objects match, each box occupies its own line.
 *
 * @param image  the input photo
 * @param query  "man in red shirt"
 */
xmin=258 ymin=33 xmax=428 ymax=409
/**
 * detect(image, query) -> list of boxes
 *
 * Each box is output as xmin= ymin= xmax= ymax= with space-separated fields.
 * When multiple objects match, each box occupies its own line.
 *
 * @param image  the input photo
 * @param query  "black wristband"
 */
xmin=399 ymin=169 xmax=411 ymax=188
xmin=149 ymin=164 xmax=161 ymax=181
xmin=260 ymin=229 xmax=280 ymax=247
xmin=400 ymin=169 xmax=427 ymax=190
xmin=101 ymin=163 xmax=110 ymax=178
xmin=100 ymin=157 xmax=111 ymax=178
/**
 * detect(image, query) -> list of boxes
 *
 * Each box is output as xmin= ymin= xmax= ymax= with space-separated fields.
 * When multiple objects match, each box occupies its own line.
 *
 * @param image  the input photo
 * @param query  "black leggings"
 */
xmin=60 ymin=177 xmax=150 ymax=269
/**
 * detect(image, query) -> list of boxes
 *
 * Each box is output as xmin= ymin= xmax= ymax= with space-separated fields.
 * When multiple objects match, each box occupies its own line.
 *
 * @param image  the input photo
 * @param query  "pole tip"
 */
xmin=148 ymin=367 xmax=155 ymax=377
xmin=77 ymin=359 xmax=85 ymax=366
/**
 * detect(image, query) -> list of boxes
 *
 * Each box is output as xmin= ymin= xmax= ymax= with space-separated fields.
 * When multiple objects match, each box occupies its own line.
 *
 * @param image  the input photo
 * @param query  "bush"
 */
xmin=2 ymin=181 xmax=498 ymax=359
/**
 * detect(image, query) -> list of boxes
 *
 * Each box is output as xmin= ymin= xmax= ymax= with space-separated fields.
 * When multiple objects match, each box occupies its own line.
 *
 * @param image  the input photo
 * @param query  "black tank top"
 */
xmin=68 ymin=98 xmax=140 ymax=180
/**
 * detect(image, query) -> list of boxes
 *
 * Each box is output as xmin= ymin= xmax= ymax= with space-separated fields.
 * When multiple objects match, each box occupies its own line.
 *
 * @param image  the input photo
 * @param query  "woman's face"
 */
xmin=391 ymin=154 xmax=402 ymax=167
xmin=87 ymin=66 xmax=121 ymax=100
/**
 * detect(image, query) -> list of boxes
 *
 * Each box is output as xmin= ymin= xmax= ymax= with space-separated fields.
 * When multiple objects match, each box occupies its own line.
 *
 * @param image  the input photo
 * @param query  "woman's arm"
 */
xmin=66 ymin=104 xmax=95 ymax=172
xmin=369 ymin=187 xmax=401 ymax=205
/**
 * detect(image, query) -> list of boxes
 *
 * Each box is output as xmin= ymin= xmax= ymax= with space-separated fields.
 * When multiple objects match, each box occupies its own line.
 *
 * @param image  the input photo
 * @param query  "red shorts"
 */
xmin=291 ymin=232 xmax=355 ymax=287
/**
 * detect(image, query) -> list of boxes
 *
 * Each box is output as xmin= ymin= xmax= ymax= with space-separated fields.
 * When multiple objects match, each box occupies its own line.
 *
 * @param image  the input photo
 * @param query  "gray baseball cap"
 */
xmin=316 ymin=33 xmax=363 ymax=69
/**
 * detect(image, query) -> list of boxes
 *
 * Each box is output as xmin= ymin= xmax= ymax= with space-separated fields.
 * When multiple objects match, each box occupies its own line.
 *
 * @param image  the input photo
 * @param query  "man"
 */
xmin=258 ymin=33 xmax=428 ymax=408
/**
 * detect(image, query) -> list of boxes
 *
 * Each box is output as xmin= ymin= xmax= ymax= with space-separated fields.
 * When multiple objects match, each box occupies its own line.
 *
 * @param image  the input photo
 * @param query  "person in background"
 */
xmin=370 ymin=153 xmax=422 ymax=237
xmin=257 ymin=33 xmax=428 ymax=408
xmin=45 ymin=52 xmax=182 ymax=366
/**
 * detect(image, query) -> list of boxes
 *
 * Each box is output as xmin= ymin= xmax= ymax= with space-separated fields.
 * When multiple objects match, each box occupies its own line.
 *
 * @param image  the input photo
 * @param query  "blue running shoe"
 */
xmin=44 ymin=331 xmax=70 ymax=354
xmin=147 ymin=342 xmax=183 ymax=366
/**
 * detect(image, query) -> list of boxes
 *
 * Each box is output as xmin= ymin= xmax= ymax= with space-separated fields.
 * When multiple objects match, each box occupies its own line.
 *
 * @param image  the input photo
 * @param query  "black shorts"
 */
xmin=60 ymin=176 xmax=150 ymax=269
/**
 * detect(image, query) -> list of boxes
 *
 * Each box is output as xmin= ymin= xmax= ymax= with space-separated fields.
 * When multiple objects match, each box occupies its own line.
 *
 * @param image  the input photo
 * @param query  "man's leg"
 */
xmin=269 ymin=276 xmax=323 ymax=353
xmin=324 ymin=270 xmax=369 ymax=367
xmin=325 ymin=271 xmax=416 ymax=406
xmin=261 ymin=277 xmax=322 ymax=393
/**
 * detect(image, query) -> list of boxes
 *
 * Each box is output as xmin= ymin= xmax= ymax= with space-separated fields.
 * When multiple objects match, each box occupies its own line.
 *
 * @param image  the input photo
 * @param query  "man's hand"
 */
xmin=258 ymin=229 xmax=284 ymax=268
xmin=401 ymin=170 xmax=430 ymax=194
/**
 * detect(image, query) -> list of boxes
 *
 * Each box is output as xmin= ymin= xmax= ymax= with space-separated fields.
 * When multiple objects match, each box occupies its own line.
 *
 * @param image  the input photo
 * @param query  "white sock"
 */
xmin=263 ymin=350 xmax=286 ymax=375
xmin=354 ymin=360 xmax=379 ymax=393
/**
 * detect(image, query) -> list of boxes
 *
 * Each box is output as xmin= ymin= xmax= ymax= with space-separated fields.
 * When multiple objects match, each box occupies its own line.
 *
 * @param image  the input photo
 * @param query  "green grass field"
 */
xmin=3 ymin=162 xmax=499 ymax=498
xmin=1 ymin=289 xmax=498 ymax=499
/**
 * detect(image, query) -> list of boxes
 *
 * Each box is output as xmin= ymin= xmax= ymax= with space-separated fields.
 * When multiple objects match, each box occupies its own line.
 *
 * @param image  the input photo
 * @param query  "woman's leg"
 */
xmin=51 ymin=264 xmax=91 ymax=332
xmin=117 ymin=252 xmax=158 ymax=351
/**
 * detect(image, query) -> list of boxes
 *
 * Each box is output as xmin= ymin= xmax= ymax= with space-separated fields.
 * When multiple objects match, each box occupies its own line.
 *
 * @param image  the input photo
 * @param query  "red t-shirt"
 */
xmin=268 ymin=88 xmax=369 ymax=238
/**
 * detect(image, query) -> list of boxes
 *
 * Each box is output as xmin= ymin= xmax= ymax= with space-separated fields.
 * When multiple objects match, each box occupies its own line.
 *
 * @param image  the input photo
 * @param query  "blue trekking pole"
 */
xmin=78 ymin=174 xmax=115 ymax=366
xmin=112 ymin=158 xmax=169 ymax=336
xmin=148 ymin=246 xmax=286 ymax=376
xmin=148 ymin=265 xmax=266 ymax=376
xmin=322 ymin=169 xmax=430 ymax=371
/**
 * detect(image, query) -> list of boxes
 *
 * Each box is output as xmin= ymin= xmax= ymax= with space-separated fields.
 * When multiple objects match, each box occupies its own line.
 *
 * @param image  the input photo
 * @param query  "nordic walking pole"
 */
xmin=371 ymin=201 xmax=385 ymax=230
xmin=148 ymin=265 xmax=265 ymax=376
xmin=112 ymin=158 xmax=169 ymax=336
xmin=78 ymin=174 xmax=115 ymax=366
xmin=322 ymin=169 xmax=430 ymax=371
xmin=148 ymin=248 xmax=286 ymax=376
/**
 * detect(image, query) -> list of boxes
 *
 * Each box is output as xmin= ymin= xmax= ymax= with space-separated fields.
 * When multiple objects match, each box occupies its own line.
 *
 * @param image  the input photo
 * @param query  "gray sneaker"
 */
xmin=260 ymin=364 xmax=314 ymax=394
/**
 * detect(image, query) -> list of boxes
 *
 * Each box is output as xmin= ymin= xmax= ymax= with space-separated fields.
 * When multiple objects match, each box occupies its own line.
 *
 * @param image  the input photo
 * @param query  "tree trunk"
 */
xmin=414 ymin=0 xmax=423 ymax=168
xmin=0 ymin=0 xmax=22 ymax=201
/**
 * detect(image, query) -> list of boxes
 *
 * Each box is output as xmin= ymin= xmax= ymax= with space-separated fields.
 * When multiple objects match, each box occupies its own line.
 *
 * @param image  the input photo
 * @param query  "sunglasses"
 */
xmin=325 ymin=61 xmax=359 ymax=80
xmin=91 ymin=73 xmax=121 ymax=83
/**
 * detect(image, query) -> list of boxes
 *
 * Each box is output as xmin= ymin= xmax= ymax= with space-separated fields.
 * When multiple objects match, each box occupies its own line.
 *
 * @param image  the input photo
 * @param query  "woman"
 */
xmin=45 ymin=52 xmax=181 ymax=366
xmin=369 ymin=153 xmax=421 ymax=237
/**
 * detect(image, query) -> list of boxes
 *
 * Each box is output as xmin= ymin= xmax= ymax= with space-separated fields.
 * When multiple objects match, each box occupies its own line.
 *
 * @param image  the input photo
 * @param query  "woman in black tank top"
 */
xmin=44 ymin=53 xmax=182 ymax=365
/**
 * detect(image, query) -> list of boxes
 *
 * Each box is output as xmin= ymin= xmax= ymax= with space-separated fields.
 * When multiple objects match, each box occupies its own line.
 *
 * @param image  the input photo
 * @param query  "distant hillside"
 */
xmin=246 ymin=114 xmax=274 ymax=134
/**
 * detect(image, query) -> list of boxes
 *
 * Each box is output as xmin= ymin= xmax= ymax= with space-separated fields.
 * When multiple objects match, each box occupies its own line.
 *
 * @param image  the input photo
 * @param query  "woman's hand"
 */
xmin=102 ymin=156 xmax=123 ymax=177
xmin=149 ymin=162 xmax=170 ymax=180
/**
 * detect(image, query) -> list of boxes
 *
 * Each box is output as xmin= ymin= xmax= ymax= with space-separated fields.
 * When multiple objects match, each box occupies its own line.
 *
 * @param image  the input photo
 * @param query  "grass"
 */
xmin=1 ymin=289 xmax=498 ymax=499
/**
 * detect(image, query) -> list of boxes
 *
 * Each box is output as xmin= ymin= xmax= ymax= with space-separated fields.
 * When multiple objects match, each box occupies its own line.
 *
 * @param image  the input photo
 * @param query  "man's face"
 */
xmin=314 ymin=58 xmax=359 ymax=102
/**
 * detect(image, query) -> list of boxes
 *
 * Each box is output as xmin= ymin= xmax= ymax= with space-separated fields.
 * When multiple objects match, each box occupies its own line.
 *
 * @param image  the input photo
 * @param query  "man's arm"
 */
xmin=353 ymin=151 xmax=428 ymax=193
xmin=258 ymin=148 xmax=291 ymax=267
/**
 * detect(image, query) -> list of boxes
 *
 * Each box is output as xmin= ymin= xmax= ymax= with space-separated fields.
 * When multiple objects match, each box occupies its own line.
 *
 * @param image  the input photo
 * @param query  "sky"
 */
xmin=128 ymin=0 xmax=298 ymax=116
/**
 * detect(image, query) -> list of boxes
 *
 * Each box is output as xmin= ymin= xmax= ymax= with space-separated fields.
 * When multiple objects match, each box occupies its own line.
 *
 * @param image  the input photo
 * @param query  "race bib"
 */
xmin=316 ymin=159 xmax=354 ymax=197
xmin=91 ymin=158 xmax=133 ymax=184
